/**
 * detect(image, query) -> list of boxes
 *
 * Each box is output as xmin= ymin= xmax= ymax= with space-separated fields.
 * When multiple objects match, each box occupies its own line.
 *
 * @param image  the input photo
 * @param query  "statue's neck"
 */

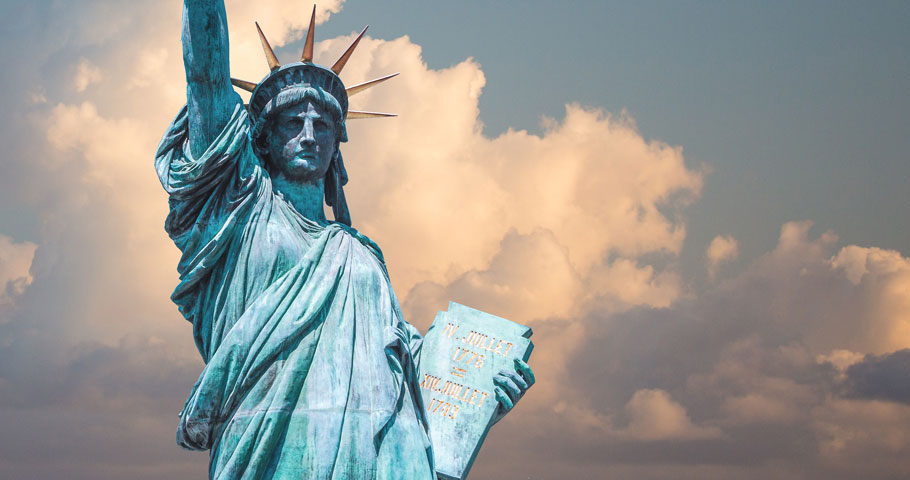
xmin=271 ymin=175 xmax=329 ymax=225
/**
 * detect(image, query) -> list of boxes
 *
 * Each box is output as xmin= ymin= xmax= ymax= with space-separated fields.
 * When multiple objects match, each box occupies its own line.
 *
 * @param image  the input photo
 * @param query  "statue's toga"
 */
xmin=154 ymin=2 xmax=533 ymax=479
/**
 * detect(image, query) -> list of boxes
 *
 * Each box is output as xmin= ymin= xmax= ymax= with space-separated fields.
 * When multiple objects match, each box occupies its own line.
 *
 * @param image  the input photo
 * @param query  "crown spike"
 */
xmin=255 ymin=22 xmax=281 ymax=71
xmin=331 ymin=25 xmax=368 ymax=74
xmin=346 ymin=72 xmax=399 ymax=97
xmin=301 ymin=5 xmax=317 ymax=62
xmin=346 ymin=110 xmax=397 ymax=120
xmin=231 ymin=78 xmax=258 ymax=92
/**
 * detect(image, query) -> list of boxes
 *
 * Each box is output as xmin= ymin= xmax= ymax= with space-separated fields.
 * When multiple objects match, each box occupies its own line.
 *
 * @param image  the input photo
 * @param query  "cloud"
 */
xmin=623 ymin=389 xmax=722 ymax=441
xmin=73 ymin=59 xmax=102 ymax=92
xmin=706 ymin=234 xmax=738 ymax=280
xmin=817 ymin=348 xmax=865 ymax=373
xmin=812 ymin=399 xmax=910 ymax=477
xmin=0 ymin=235 xmax=36 ymax=313
xmin=480 ymin=221 xmax=910 ymax=479
xmin=843 ymin=349 xmax=910 ymax=404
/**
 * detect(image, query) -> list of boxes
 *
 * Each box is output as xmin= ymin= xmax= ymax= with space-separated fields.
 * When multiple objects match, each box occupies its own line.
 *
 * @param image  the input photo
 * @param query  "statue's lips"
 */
xmin=293 ymin=151 xmax=317 ymax=161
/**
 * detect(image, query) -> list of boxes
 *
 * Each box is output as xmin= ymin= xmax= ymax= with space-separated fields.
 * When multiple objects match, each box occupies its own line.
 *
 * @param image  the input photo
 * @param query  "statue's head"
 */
xmin=256 ymin=85 xmax=344 ymax=185
xmin=232 ymin=8 xmax=398 ymax=225
xmin=249 ymin=64 xmax=348 ymax=188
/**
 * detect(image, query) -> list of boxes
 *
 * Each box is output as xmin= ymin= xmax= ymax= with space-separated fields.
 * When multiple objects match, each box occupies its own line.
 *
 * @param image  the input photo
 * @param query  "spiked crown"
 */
xmin=230 ymin=5 xmax=398 ymax=129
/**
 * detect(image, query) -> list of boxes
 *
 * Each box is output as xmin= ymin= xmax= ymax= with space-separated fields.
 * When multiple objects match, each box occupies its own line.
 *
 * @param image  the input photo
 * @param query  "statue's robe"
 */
xmin=155 ymin=103 xmax=435 ymax=479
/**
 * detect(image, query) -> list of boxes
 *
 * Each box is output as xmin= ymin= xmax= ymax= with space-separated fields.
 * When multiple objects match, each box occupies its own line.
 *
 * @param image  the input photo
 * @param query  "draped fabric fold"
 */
xmin=154 ymin=102 xmax=434 ymax=479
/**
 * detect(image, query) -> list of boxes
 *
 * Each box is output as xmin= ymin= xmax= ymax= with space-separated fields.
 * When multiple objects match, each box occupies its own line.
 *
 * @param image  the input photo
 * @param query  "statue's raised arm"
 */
xmin=182 ymin=0 xmax=239 ymax=159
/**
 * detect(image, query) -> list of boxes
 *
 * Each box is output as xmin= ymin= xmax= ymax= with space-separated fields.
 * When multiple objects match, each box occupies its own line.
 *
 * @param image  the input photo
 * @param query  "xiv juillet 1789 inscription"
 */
xmin=418 ymin=303 xmax=534 ymax=480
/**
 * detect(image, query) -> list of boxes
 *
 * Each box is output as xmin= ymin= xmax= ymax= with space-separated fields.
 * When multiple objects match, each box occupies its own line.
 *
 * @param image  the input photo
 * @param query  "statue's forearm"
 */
xmin=183 ymin=0 xmax=229 ymax=85
xmin=182 ymin=0 xmax=238 ymax=158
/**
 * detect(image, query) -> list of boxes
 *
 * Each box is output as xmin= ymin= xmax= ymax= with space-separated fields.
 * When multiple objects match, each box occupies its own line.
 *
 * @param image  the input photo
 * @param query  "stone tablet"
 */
xmin=418 ymin=302 xmax=534 ymax=480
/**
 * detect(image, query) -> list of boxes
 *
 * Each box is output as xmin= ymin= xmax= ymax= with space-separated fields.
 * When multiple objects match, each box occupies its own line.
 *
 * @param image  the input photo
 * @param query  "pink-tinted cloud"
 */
xmin=0 ymin=235 xmax=36 ymax=312
xmin=706 ymin=233 xmax=739 ymax=280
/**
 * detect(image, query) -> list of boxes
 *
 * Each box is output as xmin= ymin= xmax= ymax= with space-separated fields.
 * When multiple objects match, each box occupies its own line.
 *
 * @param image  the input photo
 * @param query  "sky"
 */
xmin=1 ymin=1 xmax=909 ymax=479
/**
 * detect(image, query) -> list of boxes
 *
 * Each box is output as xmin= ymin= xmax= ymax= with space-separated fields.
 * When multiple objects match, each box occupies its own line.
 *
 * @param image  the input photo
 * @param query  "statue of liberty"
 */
xmin=154 ymin=2 xmax=534 ymax=478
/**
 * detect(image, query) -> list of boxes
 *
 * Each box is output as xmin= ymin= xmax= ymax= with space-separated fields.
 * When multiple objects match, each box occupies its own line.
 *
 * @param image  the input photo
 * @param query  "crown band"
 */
xmin=248 ymin=63 xmax=349 ymax=124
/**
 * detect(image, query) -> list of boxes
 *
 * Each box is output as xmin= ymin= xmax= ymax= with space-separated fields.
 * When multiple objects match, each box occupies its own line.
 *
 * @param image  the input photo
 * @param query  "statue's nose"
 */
xmin=300 ymin=119 xmax=316 ymax=145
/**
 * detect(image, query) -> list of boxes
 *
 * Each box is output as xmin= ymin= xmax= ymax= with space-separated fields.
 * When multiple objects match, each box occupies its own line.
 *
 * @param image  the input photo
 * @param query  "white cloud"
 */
xmin=817 ymin=349 xmax=864 ymax=372
xmin=0 ymin=235 xmax=36 ymax=313
xmin=126 ymin=48 xmax=168 ymax=89
xmin=624 ymin=389 xmax=722 ymax=440
xmin=812 ymin=399 xmax=910 ymax=475
xmin=73 ymin=59 xmax=102 ymax=92
xmin=502 ymin=220 xmax=910 ymax=479
xmin=706 ymin=234 xmax=738 ymax=280
xmin=28 ymin=88 xmax=47 ymax=105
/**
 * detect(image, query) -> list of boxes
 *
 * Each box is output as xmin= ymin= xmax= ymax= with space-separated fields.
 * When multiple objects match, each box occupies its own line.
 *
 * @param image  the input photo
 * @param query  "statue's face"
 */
xmin=266 ymin=101 xmax=337 ymax=183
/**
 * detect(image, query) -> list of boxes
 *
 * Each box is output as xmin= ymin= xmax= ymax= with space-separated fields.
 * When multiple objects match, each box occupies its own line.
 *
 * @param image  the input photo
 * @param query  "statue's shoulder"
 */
xmin=329 ymin=223 xmax=386 ymax=265
xmin=158 ymin=101 xmax=251 ymax=160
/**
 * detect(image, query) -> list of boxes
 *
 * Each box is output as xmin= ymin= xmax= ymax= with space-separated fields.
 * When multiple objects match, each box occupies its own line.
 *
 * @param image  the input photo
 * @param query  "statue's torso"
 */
xmin=156 ymin=105 xmax=434 ymax=478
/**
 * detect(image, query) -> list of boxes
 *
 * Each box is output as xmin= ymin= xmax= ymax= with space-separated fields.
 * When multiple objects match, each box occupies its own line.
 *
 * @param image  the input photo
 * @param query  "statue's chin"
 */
xmin=273 ymin=159 xmax=329 ymax=184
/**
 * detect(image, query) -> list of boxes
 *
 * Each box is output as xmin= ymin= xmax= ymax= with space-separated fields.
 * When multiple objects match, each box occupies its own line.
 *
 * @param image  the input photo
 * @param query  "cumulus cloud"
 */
xmin=405 ymin=212 xmax=910 ymax=480
xmin=812 ymin=399 xmax=910 ymax=477
xmin=817 ymin=348 xmax=865 ymax=373
xmin=843 ymin=349 xmax=910 ymax=404
xmin=73 ymin=58 xmax=102 ymax=92
xmin=0 ymin=235 xmax=36 ymax=313
xmin=623 ymin=389 xmax=722 ymax=441
xmin=706 ymin=233 xmax=738 ymax=280
xmin=477 ymin=221 xmax=910 ymax=479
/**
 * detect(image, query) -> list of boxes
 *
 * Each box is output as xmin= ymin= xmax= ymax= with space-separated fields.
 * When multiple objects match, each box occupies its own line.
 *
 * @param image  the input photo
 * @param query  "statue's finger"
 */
xmin=495 ymin=386 xmax=514 ymax=411
xmin=492 ymin=375 xmax=509 ymax=396
xmin=515 ymin=359 xmax=536 ymax=386
xmin=501 ymin=369 xmax=529 ymax=392
xmin=494 ymin=374 xmax=521 ymax=401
